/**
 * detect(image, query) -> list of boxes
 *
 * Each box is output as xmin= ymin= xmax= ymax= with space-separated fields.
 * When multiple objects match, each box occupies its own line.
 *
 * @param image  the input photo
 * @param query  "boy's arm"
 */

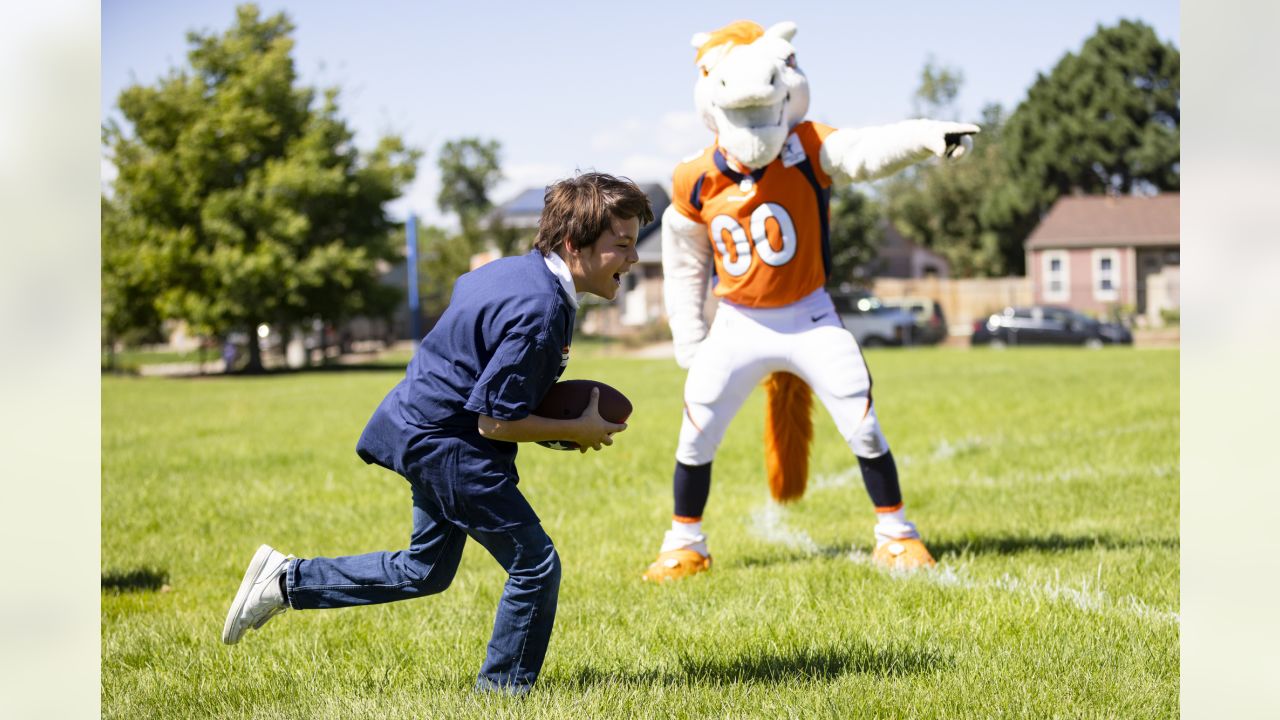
xmin=477 ymin=388 xmax=626 ymax=453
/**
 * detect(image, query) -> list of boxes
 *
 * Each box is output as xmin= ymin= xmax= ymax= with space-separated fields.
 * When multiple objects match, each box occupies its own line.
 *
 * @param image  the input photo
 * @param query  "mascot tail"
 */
xmin=763 ymin=371 xmax=813 ymax=502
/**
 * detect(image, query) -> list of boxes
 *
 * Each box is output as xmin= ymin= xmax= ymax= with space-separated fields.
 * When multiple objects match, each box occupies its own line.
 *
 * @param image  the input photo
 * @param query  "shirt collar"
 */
xmin=542 ymin=250 xmax=580 ymax=309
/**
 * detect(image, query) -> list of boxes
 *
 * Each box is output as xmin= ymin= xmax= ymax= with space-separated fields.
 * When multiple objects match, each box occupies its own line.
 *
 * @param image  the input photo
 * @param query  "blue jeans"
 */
xmin=286 ymin=483 xmax=561 ymax=693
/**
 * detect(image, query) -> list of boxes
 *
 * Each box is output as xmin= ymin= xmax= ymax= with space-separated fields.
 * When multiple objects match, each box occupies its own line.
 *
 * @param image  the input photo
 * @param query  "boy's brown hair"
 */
xmin=534 ymin=172 xmax=654 ymax=256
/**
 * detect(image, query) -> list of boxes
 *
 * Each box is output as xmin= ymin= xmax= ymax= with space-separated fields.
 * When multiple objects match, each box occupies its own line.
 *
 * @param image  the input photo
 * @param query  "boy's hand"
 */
xmin=574 ymin=387 xmax=627 ymax=453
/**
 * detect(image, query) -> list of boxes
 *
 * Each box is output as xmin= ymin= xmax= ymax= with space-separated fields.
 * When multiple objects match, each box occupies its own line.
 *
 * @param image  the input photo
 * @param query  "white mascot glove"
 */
xmin=921 ymin=121 xmax=980 ymax=159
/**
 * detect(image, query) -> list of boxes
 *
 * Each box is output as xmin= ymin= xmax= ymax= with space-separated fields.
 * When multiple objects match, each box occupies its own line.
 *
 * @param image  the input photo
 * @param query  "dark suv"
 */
xmin=971 ymin=306 xmax=1132 ymax=347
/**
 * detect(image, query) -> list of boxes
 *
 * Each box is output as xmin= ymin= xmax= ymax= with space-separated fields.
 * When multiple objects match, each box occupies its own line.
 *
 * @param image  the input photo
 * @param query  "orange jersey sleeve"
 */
xmin=670 ymin=146 xmax=716 ymax=223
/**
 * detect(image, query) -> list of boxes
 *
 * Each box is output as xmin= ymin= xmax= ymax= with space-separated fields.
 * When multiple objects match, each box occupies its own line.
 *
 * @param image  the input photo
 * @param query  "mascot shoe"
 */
xmin=643 ymin=548 xmax=713 ymax=582
xmin=871 ymin=538 xmax=936 ymax=570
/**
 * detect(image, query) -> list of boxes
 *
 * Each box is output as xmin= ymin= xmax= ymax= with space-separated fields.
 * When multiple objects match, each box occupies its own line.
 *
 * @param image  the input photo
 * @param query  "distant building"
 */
xmin=871 ymin=223 xmax=951 ymax=279
xmin=1024 ymin=193 xmax=1179 ymax=323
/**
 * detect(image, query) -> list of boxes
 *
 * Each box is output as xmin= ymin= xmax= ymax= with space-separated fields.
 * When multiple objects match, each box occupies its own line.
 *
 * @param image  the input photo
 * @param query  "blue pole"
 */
xmin=406 ymin=213 xmax=421 ymax=340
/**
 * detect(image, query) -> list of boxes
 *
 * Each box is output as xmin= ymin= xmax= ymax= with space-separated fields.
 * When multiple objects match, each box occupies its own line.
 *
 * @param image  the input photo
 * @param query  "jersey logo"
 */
xmin=781 ymin=133 xmax=807 ymax=167
xmin=708 ymin=202 xmax=798 ymax=277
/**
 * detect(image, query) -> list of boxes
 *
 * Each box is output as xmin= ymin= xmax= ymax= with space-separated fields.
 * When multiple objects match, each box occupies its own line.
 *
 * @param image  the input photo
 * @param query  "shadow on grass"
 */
xmin=927 ymin=533 xmax=1179 ymax=558
xmin=553 ymin=640 xmax=947 ymax=689
xmin=101 ymin=567 xmax=169 ymax=592
xmin=734 ymin=532 xmax=1178 ymax=569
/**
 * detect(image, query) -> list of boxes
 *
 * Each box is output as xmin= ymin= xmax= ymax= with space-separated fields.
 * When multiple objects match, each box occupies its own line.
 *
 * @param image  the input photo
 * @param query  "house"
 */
xmin=873 ymin=223 xmax=950 ymax=279
xmin=1024 ymin=193 xmax=1179 ymax=324
xmin=492 ymin=183 xmax=672 ymax=336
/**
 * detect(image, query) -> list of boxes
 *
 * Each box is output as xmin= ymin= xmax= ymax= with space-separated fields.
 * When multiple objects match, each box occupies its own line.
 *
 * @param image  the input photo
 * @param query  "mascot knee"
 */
xmin=848 ymin=423 xmax=890 ymax=459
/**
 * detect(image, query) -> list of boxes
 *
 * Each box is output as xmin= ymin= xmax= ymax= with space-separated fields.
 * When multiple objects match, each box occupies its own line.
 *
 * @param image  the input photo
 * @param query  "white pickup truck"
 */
xmin=829 ymin=292 xmax=918 ymax=347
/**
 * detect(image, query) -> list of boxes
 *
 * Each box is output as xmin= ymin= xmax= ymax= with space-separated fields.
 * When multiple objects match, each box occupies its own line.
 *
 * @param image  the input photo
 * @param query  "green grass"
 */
xmin=102 ymin=347 xmax=1178 ymax=718
xmin=104 ymin=347 xmax=214 ymax=371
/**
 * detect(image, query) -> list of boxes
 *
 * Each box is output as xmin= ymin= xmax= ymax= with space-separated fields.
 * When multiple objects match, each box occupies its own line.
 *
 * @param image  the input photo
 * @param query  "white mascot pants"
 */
xmin=676 ymin=287 xmax=891 ymax=466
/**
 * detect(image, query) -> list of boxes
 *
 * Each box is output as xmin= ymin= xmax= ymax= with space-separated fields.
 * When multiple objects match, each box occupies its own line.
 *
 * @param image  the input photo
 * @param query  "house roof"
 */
xmin=1025 ymin=193 xmax=1179 ymax=250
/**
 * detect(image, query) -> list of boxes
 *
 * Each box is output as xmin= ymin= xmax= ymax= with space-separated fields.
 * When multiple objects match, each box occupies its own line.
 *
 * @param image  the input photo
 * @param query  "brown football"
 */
xmin=533 ymin=379 xmax=632 ymax=450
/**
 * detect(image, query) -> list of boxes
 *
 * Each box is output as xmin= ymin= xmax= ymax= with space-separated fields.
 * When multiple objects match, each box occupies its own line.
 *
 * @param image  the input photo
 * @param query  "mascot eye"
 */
xmin=700 ymin=66 xmax=709 ymax=77
xmin=785 ymin=54 xmax=797 ymax=69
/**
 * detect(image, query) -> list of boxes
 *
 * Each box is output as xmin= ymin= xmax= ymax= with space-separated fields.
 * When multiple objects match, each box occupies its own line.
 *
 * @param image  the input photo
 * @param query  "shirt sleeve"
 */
xmin=794 ymin=121 xmax=838 ymax=188
xmin=463 ymin=332 xmax=557 ymax=421
xmin=670 ymin=158 xmax=706 ymax=223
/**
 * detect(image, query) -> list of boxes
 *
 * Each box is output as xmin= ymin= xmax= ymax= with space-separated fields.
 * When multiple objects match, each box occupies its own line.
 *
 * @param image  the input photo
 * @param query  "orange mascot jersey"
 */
xmin=671 ymin=120 xmax=837 ymax=308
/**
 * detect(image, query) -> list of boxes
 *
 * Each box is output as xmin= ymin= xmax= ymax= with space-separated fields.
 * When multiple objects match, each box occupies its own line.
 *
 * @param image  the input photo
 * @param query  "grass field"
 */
xmin=102 ymin=346 xmax=1179 ymax=718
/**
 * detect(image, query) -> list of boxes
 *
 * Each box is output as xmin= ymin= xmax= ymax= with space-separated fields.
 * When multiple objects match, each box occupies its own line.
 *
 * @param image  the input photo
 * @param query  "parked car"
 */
xmin=830 ymin=291 xmax=917 ymax=347
xmin=970 ymin=306 xmax=1133 ymax=347
xmin=881 ymin=297 xmax=947 ymax=345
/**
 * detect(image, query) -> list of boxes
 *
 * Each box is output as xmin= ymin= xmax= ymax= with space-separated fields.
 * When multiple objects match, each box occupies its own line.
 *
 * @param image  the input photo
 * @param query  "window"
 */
xmin=1042 ymin=251 xmax=1070 ymax=302
xmin=1092 ymin=249 xmax=1120 ymax=302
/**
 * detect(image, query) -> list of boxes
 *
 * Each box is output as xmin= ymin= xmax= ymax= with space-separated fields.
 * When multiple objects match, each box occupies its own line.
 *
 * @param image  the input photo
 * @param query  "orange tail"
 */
xmin=763 ymin=371 xmax=813 ymax=503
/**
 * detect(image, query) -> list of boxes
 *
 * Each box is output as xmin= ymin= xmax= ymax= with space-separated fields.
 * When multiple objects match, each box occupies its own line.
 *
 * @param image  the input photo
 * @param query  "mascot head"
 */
xmin=691 ymin=20 xmax=811 ymax=170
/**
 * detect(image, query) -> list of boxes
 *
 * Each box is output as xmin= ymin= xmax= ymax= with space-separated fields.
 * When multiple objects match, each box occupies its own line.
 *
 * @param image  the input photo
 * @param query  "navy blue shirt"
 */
xmin=357 ymin=251 xmax=575 ymax=531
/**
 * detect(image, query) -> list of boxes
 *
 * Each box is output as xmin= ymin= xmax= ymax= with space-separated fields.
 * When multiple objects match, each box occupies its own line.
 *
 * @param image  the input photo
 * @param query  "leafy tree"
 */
xmin=101 ymin=198 xmax=164 ymax=368
xmin=996 ymin=19 xmax=1179 ymax=236
xmin=887 ymin=103 xmax=1021 ymax=276
xmin=884 ymin=21 xmax=1178 ymax=277
xmin=826 ymin=186 xmax=884 ymax=290
xmin=912 ymin=56 xmax=964 ymax=120
xmin=413 ymin=137 xmax=532 ymax=316
xmin=436 ymin=138 xmax=502 ymax=236
xmin=102 ymin=4 xmax=419 ymax=372
xmin=886 ymin=59 xmax=1016 ymax=276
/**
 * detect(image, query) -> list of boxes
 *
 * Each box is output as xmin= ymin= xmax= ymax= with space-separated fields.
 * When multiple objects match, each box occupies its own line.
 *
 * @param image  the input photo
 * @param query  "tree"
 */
xmin=436 ymin=138 xmax=502 ymax=236
xmin=102 ymin=4 xmax=419 ymax=372
xmin=912 ymin=56 xmax=964 ymax=120
xmin=101 ymin=198 xmax=164 ymax=368
xmin=997 ymin=19 xmax=1179 ymax=234
xmin=413 ymin=137 xmax=532 ymax=316
xmin=883 ymin=21 xmax=1179 ymax=277
xmin=826 ymin=186 xmax=884 ymax=290
xmin=886 ymin=103 xmax=1022 ymax=276
xmin=885 ymin=60 xmax=1017 ymax=276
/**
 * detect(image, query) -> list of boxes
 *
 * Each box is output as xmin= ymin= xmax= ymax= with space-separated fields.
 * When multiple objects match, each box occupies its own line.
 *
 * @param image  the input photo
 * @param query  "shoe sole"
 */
xmin=642 ymin=554 xmax=712 ymax=582
xmin=222 ymin=544 xmax=275 ymax=645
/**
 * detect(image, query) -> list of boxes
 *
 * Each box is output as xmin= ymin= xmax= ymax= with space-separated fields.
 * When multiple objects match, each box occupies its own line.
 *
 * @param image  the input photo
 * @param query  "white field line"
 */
xmin=808 ymin=421 xmax=1178 ymax=491
xmin=749 ymin=503 xmax=820 ymax=554
xmin=810 ymin=460 xmax=1178 ymax=491
xmin=917 ymin=418 xmax=1178 ymax=458
xmin=846 ymin=547 xmax=1180 ymax=624
xmin=746 ymin=502 xmax=1177 ymax=624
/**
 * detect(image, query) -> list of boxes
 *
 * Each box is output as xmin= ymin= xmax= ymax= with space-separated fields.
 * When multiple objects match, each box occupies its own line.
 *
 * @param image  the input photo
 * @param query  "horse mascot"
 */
xmin=643 ymin=20 xmax=978 ymax=581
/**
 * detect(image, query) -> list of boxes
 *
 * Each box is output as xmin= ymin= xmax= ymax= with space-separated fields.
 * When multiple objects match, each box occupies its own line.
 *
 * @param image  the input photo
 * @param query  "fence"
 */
xmin=870 ymin=276 xmax=1033 ymax=336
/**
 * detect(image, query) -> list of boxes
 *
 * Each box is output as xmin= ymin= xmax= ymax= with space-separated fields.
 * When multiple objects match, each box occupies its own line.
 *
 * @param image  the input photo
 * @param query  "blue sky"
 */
xmin=102 ymin=1 xmax=1179 ymax=227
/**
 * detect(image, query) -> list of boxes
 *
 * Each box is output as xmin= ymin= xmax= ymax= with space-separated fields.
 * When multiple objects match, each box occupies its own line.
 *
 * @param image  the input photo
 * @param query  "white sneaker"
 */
xmin=222 ymin=544 xmax=293 ymax=645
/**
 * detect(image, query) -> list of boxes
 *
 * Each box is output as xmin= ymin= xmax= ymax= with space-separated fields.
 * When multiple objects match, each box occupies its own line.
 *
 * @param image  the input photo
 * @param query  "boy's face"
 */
xmin=568 ymin=215 xmax=640 ymax=300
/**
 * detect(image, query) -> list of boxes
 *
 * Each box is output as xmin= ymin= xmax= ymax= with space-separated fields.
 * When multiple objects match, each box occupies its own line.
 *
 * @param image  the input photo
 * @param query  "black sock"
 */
xmin=857 ymin=451 xmax=903 ymax=509
xmin=278 ymin=571 xmax=290 ymax=605
xmin=673 ymin=461 xmax=712 ymax=519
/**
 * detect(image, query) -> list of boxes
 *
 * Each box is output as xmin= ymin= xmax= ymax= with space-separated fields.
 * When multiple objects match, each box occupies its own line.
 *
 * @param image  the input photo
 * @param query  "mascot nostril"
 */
xmin=645 ymin=18 xmax=981 ymax=580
